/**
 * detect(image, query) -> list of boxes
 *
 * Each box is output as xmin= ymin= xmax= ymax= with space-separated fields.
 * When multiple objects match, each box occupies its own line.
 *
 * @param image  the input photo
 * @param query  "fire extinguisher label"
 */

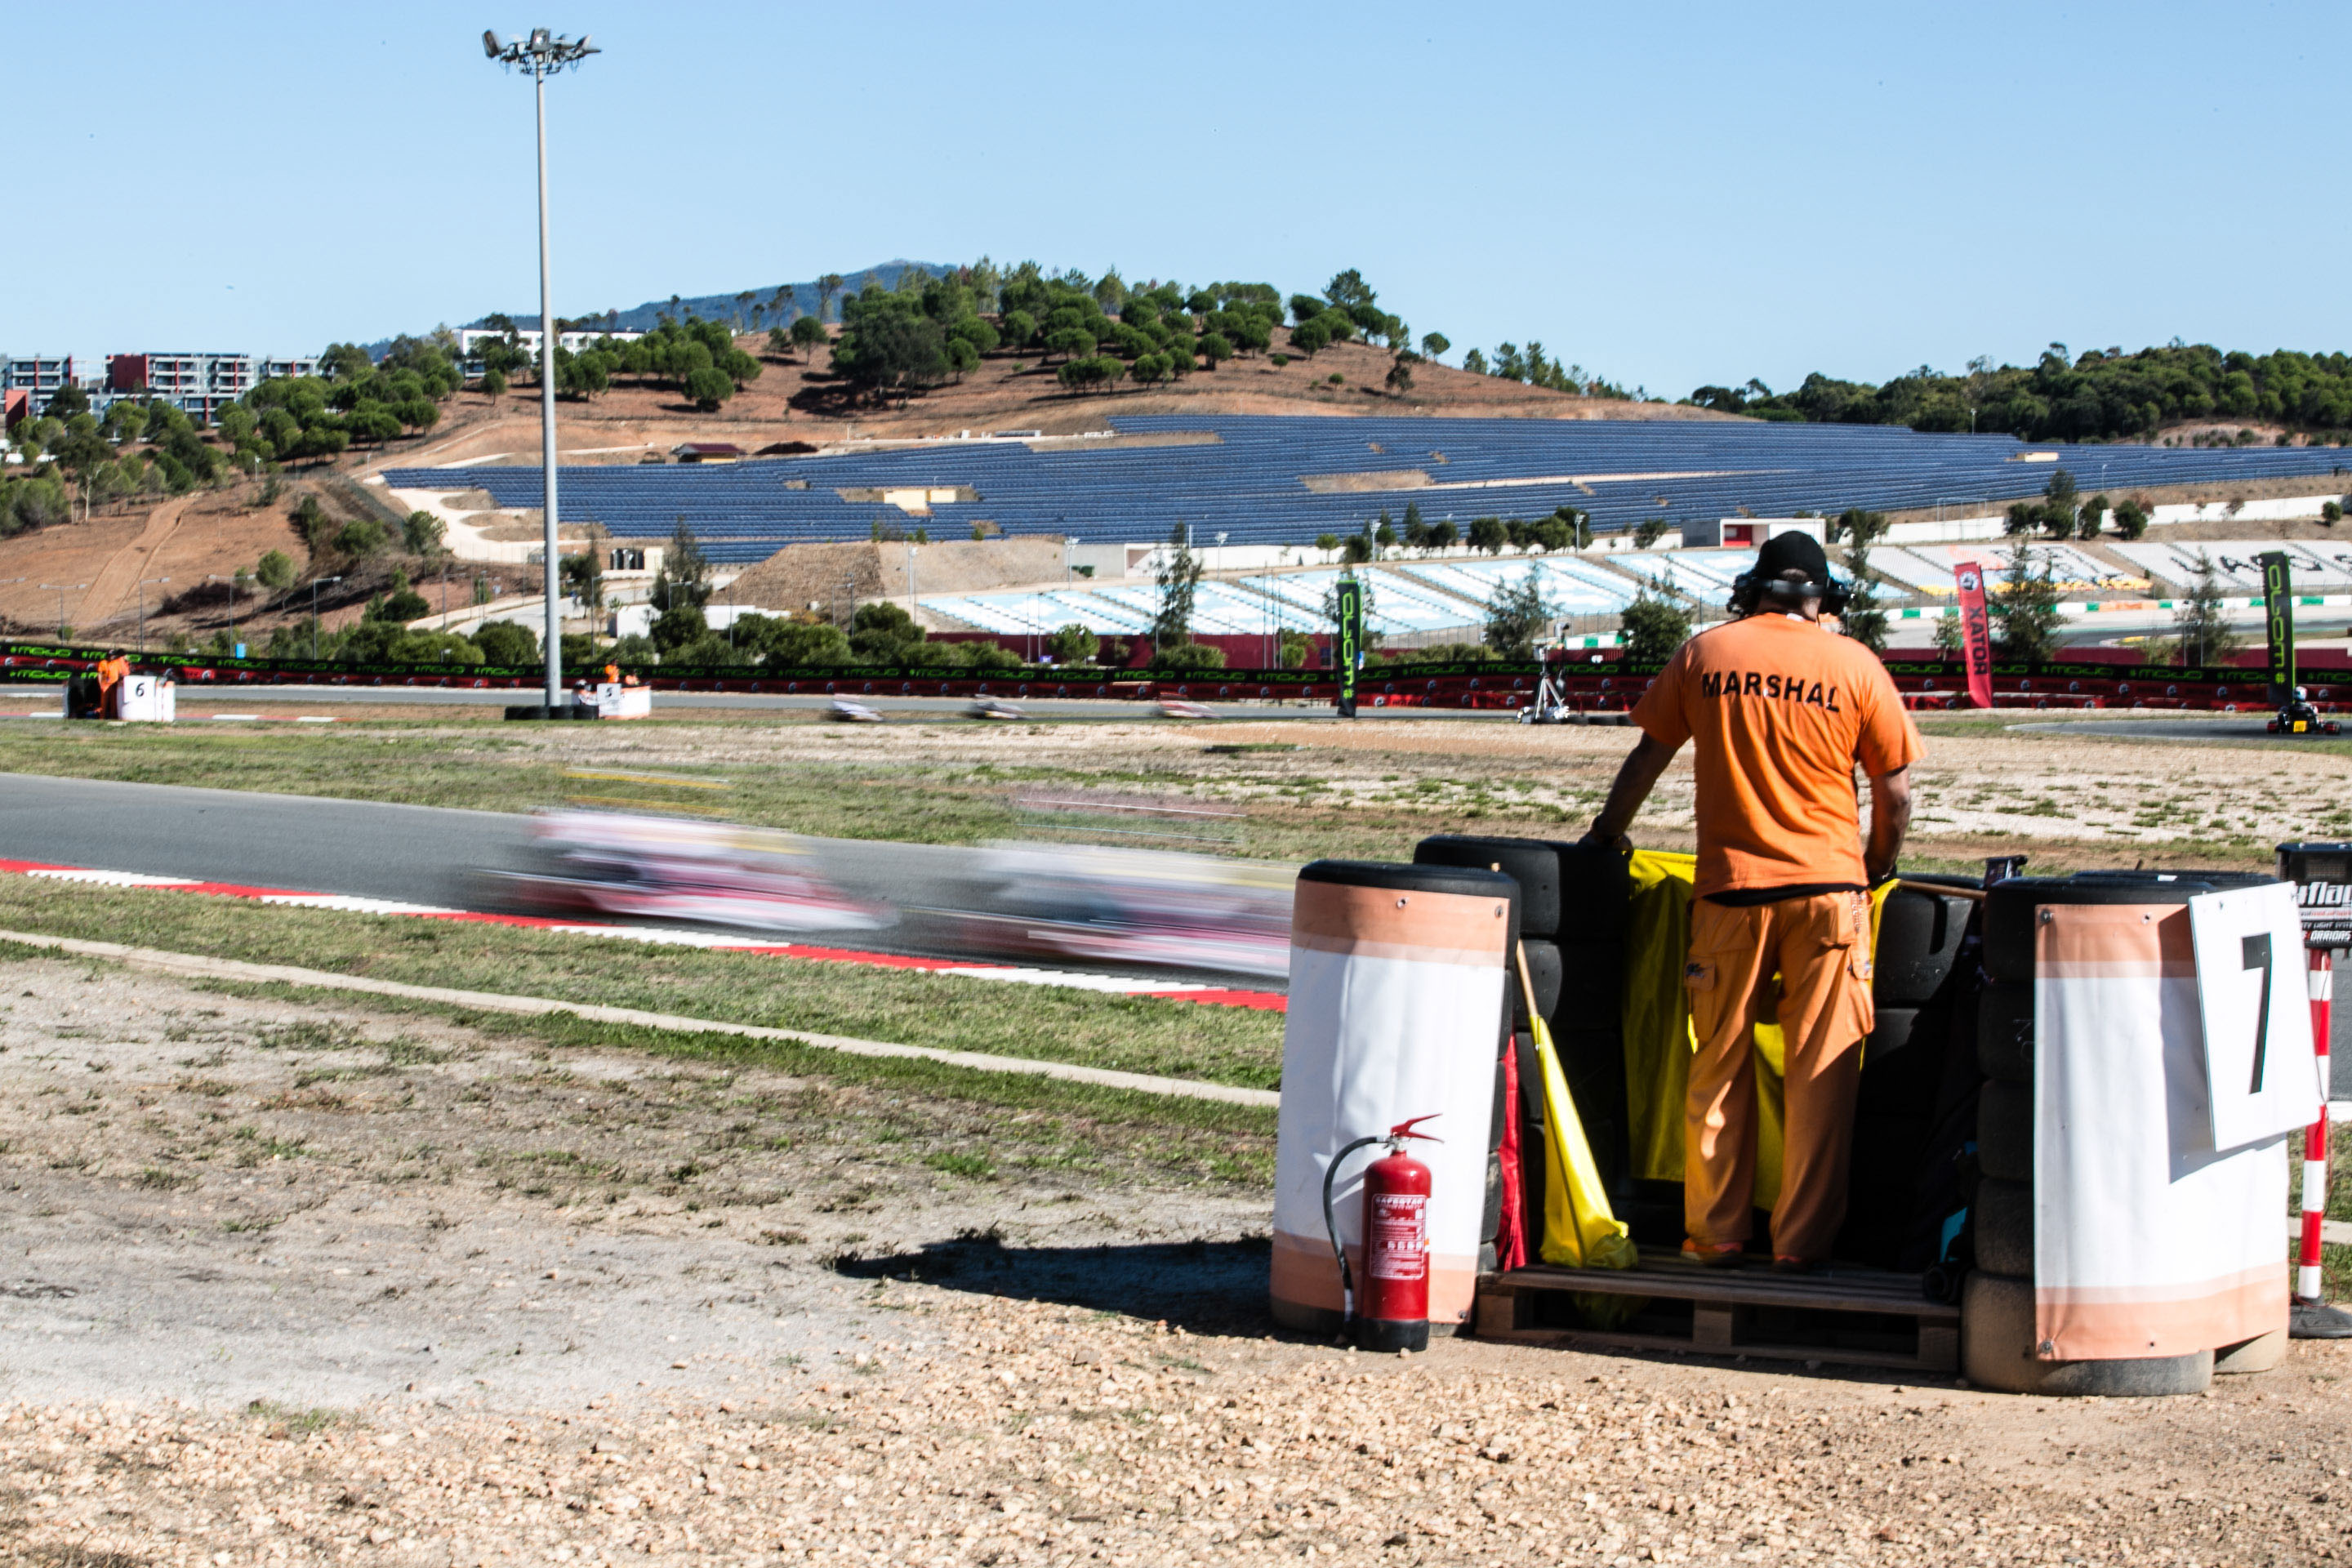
xmin=1367 ymin=1192 xmax=1428 ymax=1281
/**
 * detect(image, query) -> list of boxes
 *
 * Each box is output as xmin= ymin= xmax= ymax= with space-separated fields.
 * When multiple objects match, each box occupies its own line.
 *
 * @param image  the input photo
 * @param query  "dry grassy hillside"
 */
xmin=382 ymin=324 xmax=1734 ymax=471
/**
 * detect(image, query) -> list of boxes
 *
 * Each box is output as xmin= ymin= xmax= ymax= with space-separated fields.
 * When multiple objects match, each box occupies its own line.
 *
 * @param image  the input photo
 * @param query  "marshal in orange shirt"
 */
xmin=1629 ymin=614 xmax=1922 ymax=899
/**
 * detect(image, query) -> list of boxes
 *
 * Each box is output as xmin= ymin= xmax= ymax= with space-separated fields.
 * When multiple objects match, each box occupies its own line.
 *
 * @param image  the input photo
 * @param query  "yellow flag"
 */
xmin=1533 ymin=1009 xmax=1637 ymax=1272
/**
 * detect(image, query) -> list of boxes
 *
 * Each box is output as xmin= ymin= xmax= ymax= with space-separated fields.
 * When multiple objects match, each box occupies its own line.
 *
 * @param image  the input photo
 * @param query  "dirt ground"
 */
xmin=2 ymin=955 xmax=2349 ymax=1566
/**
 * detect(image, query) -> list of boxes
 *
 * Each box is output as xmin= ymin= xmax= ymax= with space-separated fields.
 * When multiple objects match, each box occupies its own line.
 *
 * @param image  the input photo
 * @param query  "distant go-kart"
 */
xmin=826 ymin=697 xmax=883 ymax=723
xmin=1157 ymin=699 xmax=1216 ymax=719
xmin=480 ymin=809 xmax=888 ymax=933
xmin=967 ymin=697 xmax=1026 ymax=721
xmin=2269 ymin=690 xmax=2342 ymax=736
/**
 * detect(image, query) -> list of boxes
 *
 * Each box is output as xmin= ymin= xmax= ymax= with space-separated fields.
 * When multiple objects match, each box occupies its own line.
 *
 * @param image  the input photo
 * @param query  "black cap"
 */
xmin=1755 ymin=530 xmax=1829 ymax=586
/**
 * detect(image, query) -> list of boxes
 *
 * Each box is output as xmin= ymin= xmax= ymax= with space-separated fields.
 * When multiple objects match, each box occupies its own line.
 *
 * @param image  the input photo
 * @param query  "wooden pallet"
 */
xmin=1474 ymin=1248 xmax=1960 ymax=1374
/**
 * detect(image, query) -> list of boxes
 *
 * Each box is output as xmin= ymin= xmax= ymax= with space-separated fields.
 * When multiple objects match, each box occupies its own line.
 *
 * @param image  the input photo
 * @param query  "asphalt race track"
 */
xmin=0 ymin=773 xmax=1270 ymax=992
xmin=2007 ymin=719 xmax=2315 ymax=742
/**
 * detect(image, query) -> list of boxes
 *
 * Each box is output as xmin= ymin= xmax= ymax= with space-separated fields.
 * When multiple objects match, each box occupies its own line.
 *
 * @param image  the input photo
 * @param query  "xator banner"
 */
xmin=2261 ymin=551 xmax=2296 ymax=705
xmin=1953 ymin=561 xmax=1995 ymax=710
xmin=1335 ymin=576 xmax=1365 ymax=718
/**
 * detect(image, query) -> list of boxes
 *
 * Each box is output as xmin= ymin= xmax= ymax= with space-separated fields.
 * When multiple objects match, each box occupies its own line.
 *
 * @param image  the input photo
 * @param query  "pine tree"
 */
xmin=1934 ymin=610 xmax=1964 ymax=657
xmin=1152 ymin=520 xmax=1201 ymax=648
xmin=1993 ymin=545 xmax=2066 ymax=662
xmin=1619 ymin=573 xmax=1692 ymax=664
xmin=1483 ymin=566 xmax=1560 ymax=660
xmin=2171 ymin=550 xmax=2243 ymax=667
xmin=1842 ymin=532 xmax=1887 ymax=654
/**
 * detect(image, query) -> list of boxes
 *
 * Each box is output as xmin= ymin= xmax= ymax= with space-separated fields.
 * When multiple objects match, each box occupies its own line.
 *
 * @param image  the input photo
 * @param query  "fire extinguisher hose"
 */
xmin=1321 ymin=1134 xmax=1388 ymax=1325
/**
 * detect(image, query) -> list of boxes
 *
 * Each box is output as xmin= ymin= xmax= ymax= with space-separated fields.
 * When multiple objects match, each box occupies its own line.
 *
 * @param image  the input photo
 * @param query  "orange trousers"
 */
xmin=1682 ymin=890 xmax=1874 ymax=1262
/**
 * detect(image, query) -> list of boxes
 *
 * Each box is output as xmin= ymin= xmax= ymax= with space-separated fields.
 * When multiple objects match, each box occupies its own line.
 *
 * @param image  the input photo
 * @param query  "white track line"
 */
xmin=0 ymin=929 xmax=1280 ymax=1109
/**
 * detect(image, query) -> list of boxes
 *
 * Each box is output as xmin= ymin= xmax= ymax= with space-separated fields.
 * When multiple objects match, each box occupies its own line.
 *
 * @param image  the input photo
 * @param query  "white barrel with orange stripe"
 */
xmin=1270 ymin=860 xmax=1515 ymax=1336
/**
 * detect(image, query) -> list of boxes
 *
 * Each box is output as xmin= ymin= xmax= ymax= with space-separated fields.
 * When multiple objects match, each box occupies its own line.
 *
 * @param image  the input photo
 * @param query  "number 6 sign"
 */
xmin=2190 ymin=882 xmax=2319 ymax=1148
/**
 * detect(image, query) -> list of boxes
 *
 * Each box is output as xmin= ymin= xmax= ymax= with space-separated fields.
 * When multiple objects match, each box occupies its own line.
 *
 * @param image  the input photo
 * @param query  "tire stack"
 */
xmin=1413 ymin=835 xmax=1627 ymax=1263
xmin=1836 ymin=876 xmax=1979 ymax=1267
xmin=1960 ymin=872 xmax=2268 ymax=1396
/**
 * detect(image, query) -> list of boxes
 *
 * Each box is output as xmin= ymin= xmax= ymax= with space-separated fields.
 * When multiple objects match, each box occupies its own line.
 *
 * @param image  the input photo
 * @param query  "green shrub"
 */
xmin=1148 ymin=641 xmax=1226 ymax=672
xmin=332 ymin=519 xmax=387 ymax=557
xmin=474 ymin=620 xmax=539 ymax=667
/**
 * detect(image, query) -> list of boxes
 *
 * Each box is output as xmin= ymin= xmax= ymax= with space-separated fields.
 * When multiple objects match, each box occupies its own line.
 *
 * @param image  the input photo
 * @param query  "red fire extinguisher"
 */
xmin=1322 ymin=1115 xmax=1441 ymax=1352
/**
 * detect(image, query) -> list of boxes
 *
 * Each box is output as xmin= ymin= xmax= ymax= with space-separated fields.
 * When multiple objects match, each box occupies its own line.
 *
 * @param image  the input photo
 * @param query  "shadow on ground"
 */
xmin=832 ymin=1233 xmax=1275 ymax=1335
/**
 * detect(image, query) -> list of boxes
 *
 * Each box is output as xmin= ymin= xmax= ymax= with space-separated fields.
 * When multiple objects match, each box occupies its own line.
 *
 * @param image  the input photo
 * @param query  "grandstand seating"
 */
xmin=2107 ymin=541 xmax=2352 ymax=592
xmin=1398 ymin=557 xmax=1637 ymax=613
xmin=1886 ymin=541 xmax=2144 ymax=594
xmin=383 ymin=414 xmax=2352 ymax=565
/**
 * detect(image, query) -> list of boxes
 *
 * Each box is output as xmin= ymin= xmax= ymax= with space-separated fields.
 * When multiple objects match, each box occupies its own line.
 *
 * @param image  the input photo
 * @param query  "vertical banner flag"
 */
xmin=2260 ymin=551 xmax=2296 ymax=705
xmin=1335 ymin=576 xmax=1365 ymax=718
xmin=1953 ymin=561 xmax=1994 ymax=710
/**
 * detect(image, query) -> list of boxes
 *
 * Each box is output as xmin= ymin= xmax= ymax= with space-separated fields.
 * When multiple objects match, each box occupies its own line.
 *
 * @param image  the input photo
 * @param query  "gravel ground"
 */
xmin=3 ymin=960 xmax=2350 ymax=1566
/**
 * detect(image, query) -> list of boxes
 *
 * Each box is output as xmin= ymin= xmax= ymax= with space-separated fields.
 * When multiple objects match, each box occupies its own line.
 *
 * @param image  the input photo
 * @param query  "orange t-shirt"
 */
xmin=1630 ymin=614 xmax=1922 ymax=898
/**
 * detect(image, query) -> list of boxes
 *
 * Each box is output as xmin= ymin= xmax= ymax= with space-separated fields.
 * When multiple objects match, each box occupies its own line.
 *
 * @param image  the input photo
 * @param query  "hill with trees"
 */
xmin=1686 ymin=342 xmax=2352 ymax=445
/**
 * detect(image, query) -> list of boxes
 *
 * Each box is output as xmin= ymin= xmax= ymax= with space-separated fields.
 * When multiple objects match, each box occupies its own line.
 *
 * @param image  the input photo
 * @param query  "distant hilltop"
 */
xmin=471 ymin=261 xmax=950 ymax=336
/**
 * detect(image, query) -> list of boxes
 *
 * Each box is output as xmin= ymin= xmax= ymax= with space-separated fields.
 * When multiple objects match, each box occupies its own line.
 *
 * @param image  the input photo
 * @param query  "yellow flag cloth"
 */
xmin=1533 ymin=1007 xmax=1637 ymax=1272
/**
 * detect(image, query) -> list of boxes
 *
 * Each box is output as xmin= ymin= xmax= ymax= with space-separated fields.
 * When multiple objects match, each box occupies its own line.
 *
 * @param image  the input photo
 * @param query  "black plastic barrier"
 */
xmin=0 ymin=639 xmax=2319 ymax=713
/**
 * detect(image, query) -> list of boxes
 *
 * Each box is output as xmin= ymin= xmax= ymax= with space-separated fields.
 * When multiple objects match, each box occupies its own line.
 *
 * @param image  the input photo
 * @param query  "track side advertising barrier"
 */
xmin=0 ymin=642 xmax=2327 ymax=715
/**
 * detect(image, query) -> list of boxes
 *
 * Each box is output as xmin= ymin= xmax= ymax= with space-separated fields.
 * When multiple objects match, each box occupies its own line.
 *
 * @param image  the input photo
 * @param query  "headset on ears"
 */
xmin=1727 ymin=571 xmax=1851 ymax=618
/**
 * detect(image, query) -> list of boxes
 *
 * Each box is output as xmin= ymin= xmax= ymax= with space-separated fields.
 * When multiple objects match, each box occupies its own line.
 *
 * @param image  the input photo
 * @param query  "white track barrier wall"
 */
xmin=2034 ymin=903 xmax=2292 ymax=1358
xmin=1270 ymin=873 xmax=1510 ymax=1334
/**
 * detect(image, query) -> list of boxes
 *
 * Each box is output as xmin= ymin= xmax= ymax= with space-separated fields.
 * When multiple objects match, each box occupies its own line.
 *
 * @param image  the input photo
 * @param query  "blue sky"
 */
xmin=14 ymin=2 xmax=2345 ymax=397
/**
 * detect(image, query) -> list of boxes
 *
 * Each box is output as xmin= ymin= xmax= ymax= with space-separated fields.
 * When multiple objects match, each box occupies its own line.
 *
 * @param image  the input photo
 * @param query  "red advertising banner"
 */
xmin=1953 ymin=560 xmax=1995 ymax=709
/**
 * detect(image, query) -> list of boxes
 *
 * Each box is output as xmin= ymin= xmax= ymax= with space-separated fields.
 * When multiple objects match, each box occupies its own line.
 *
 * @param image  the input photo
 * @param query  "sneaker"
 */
xmin=1771 ymin=1256 xmax=1820 ymax=1275
xmin=1682 ymin=1239 xmax=1745 ymax=1268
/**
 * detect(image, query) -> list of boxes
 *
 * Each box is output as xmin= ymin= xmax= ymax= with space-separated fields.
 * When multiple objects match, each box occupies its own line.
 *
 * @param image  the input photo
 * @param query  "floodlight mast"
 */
xmin=484 ymin=25 xmax=599 ymax=710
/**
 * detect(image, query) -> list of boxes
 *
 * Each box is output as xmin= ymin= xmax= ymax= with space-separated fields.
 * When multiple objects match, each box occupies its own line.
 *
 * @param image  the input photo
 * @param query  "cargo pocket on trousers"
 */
xmin=1684 ymin=956 xmax=1726 ymax=1048
xmin=1824 ymin=902 xmax=1875 ymax=1040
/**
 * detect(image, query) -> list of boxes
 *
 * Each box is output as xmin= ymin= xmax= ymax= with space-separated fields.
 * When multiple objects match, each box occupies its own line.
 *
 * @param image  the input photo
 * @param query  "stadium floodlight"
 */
xmin=136 ymin=577 xmax=168 ymax=653
xmin=483 ymin=24 xmax=600 ymax=710
xmin=310 ymin=577 xmax=342 ymax=661
xmin=40 ymin=584 xmax=87 ymax=642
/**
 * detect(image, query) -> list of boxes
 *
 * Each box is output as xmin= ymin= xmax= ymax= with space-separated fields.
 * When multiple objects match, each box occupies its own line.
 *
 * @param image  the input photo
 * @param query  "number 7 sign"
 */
xmin=2190 ymin=883 xmax=2319 ymax=1149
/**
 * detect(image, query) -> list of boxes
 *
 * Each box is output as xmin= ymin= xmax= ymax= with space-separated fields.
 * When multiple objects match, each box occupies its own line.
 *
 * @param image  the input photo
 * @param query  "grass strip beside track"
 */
xmin=0 ymin=876 xmax=1286 ymax=1090
xmin=0 ymin=939 xmax=1273 ymax=1183
xmin=0 ymin=926 xmax=1274 ymax=1108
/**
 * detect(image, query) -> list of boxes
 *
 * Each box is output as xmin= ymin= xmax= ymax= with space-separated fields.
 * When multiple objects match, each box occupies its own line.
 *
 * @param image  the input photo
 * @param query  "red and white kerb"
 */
xmin=2299 ymin=947 xmax=2333 ymax=1305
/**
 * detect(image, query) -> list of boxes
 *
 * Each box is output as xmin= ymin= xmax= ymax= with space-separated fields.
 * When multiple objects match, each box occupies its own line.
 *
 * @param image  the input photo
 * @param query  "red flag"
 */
xmin=1954 ymin=560 xmax=1994 ymax=710
xmin=1493 ymin=1037 xmax=1526 ymax=1272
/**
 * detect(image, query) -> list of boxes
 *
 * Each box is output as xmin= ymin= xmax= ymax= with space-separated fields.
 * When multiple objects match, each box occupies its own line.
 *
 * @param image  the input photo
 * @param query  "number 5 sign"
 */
xmin=2190 ymin=882 xmax=2319 ymax=1148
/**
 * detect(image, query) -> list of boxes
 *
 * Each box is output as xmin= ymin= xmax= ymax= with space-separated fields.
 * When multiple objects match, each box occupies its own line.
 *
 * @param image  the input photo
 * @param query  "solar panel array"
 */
xmin=383 ymin=414 xmax=2352 ymax=565
xmin=922 ymin=547 xmax=1771 ymax=636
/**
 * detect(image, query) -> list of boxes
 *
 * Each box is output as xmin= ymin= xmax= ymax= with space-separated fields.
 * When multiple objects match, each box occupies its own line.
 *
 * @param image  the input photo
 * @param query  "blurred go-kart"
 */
xmin=929 ymin=842 xmax=1292 ymax=978
xmin=827 ymin=697 xmax=883 ymax=723
xmin=968 ymin=697 xmax=1025 ymax=721
xmin=480 ymin=809 xmax=888 ymax=933
xmin=1157 ymin=699 xmax=1215 ymax=719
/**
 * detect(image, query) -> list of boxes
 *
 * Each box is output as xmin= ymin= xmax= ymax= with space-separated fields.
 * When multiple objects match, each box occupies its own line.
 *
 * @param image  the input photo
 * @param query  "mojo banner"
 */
xmin=1335 ymin=576 xmax=1365 ymax=718
xmin=1953 ymin=560 xmax=1995 ymax=710
xmin=2261 ymin=551 xmax=2296 ymax=703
